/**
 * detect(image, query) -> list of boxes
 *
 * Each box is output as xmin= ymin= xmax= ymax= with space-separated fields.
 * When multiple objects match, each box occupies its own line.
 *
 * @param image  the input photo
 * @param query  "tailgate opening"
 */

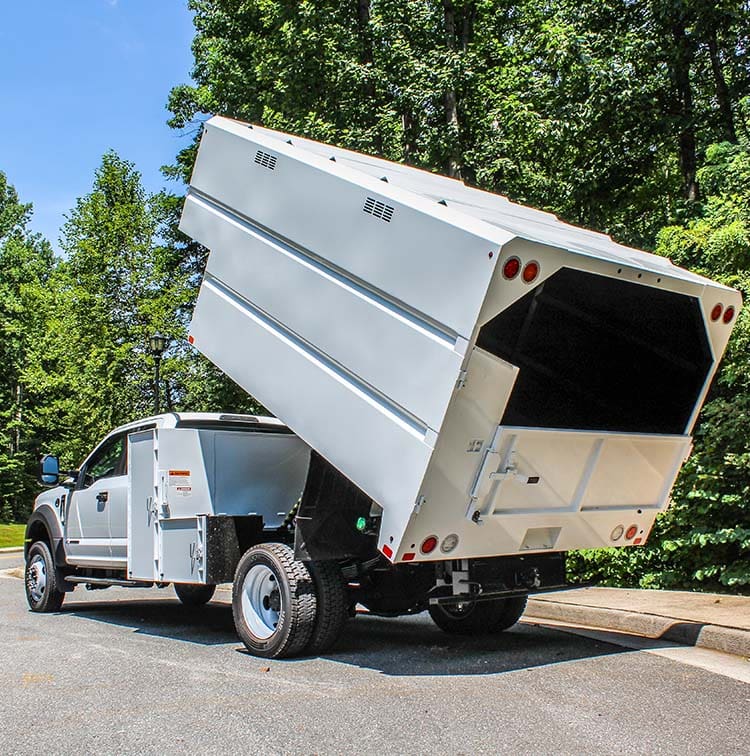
xmin=477 ymin=268 xmax=712 ymax=434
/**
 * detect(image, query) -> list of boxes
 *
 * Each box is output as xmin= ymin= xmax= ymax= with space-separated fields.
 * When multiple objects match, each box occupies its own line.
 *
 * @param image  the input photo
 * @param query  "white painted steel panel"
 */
xmin=186 ymin=119 xmax=511 ymax=339
xmin=185 ymin=194 xmax=463 ymax=430
xmin=189 ymin=281 xmax=435 ymax=513
xmin=207 ymin=430 xmax=309 ymax=525
xmin=154 ymin=427 xmax=309 ymax=526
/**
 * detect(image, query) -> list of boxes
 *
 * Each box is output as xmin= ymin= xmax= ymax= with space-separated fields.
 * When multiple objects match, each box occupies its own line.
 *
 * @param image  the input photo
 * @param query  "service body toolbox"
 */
xmin=126 ymin=423 xmax=309 ymax=584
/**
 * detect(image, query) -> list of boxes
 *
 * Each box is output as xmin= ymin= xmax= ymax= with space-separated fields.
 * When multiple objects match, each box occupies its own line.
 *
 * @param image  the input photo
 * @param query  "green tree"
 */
xmin=0 ymin=171 xmax=54 ymax=521
xmin=23 ymin=153 xmax=178 ymax=466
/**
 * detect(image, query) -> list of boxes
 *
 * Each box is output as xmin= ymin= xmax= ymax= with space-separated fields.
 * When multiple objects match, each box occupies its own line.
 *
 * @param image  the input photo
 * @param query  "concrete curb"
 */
xmin=0 ymin=546 xmax=24 ymax=554
xmin=526 ymin=599 xmax=750 ymax=658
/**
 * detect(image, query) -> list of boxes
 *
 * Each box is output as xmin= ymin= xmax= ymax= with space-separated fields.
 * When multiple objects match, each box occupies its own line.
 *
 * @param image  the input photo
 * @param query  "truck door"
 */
xmin=65 ymin=433 xmax=126 ymax=566
xmin=109 ymin=425 xmax=155 ymax=564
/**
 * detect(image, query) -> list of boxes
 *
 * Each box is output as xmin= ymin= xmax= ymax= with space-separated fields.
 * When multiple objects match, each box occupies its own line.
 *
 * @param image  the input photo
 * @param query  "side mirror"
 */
xmin=39 ymin=454 xmax=60 ymax=486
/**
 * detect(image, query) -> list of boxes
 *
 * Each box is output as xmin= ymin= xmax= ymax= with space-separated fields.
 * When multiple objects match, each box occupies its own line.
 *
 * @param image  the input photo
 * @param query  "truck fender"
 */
xmin=25 ymin=506 xmax=68 ymax=570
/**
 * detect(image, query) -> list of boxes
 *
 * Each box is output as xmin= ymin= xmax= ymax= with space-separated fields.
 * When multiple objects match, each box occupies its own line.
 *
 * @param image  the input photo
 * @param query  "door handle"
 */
xmin=96 ymin=491 xmax=109 ymax=504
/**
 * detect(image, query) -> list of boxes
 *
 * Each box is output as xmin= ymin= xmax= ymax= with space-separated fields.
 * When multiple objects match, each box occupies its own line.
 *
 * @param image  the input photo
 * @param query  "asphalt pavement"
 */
xmin=1 ymin=553 xmax=749 ymax=755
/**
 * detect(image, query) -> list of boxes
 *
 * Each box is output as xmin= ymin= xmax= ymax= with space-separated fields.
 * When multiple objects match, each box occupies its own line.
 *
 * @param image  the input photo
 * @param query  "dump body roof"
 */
xmin=243 ymin=118 xmax=723 ymax=290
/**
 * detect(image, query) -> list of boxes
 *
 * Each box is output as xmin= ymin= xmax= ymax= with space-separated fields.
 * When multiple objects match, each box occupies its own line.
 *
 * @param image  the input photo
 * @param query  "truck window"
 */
xmin=81 ymin=436 xmax=125 ymax=487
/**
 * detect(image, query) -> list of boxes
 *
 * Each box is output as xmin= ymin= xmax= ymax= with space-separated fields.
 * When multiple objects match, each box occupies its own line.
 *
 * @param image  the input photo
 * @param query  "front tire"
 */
xmin=232 ymin=543 xmax=316 ymax=659
xmin=174 ymin=583 xmax=216 ymax=606
xmin=25 ymin=541 xmax=65 ymax=613
xmin=428 ymin=596 xmax=527 ymax=635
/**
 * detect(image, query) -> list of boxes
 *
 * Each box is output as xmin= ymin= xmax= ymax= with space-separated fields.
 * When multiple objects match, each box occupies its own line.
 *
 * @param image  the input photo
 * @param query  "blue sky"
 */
xmin=0 ymin=1 xmax=196 ymax=251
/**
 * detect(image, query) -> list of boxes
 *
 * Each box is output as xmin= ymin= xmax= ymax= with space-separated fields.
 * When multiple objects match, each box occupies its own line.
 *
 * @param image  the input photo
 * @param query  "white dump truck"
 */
xmin=25 ymin=116 xmax=741 ymax=658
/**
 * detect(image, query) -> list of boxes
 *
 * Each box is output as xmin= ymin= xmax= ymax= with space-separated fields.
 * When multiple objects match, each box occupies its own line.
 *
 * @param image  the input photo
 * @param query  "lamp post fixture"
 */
xmin=149 ymin=333 xmax=168 ymax=415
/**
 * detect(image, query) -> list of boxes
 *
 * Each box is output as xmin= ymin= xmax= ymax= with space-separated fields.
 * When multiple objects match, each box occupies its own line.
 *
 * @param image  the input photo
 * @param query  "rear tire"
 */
xmin=174 ymin=583 xmax=216 ymax=606
xmin=428 ymin=596 xmax=527 ymax=635
xmin=306 ymin=560 xmax=349 ymax=654
xmin=232 ymin=543 xmax=316 ymax=659
xmin=25 ymin=541 xmax=65 ymax=613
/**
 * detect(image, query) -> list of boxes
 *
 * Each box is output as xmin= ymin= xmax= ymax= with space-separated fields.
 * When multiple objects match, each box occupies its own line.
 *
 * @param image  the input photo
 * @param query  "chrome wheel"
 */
xmin=26 ymin=554 xmax=47 ymax=603
xmin=241 ymin=564 xmax=281 ymax=640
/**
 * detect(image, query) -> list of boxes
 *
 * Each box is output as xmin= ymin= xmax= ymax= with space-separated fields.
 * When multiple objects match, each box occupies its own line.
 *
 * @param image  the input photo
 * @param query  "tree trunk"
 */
xmin=13 ymin=383 xmax=22 ymax=455
xmin=356 ymin=0 xmax=381 ymax=153
xmin=672 ymin=21 xmax=699 ymax=202
xmin=442 ymin=0 xmax=461 ymax=178
xmin=706 ymin=28 xmax=736 ymax=143
xmin=402 ymin=112 xmax=418 ymax=163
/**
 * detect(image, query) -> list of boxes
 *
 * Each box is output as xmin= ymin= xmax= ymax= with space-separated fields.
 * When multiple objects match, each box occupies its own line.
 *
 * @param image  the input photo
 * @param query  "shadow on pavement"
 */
xmin=62 ymin=592 xmax=628 ymax=676
xmin=60 ymin=596 xmax=238 ymax=646
xmin=311 ymin=613 xmax=627 ymax=676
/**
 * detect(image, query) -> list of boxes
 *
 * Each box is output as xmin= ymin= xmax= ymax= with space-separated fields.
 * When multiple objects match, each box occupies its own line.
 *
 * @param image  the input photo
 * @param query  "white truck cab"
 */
xmin=32 ymin=412 xmax=297 ymax=571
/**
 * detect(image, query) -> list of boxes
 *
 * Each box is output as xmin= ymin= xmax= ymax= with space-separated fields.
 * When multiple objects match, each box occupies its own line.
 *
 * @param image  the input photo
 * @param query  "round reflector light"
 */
xmin=710 ymin=304 xmax=723 ymax=322
xmin=503 ymin=257 xmax=521 ymax=280
xmin=723 ymin=305 xmax=735 ymax=324
xmin=610 ymin=525 xmax=624 ymax=542
xmin=625 ymin=525 xmax=638 ymax=540
xmin=421 ymin=535 xmax=438 ymax=554
xmin=440 ymin=533 xmax=459 ymax=554
xmin=522 ymin=261 xmax=540 ymax=284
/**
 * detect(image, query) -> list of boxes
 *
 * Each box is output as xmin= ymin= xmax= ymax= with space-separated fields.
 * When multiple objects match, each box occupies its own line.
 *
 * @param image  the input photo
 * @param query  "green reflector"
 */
xmin=356 ymin=517 xmax=367 ymax=531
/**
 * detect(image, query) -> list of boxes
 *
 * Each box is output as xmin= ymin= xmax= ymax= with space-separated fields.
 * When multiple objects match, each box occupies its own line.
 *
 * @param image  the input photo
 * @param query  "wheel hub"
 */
xmin=26 ymin=555 xmax=47 ymax=603
xmin=241 ymin=564 xmax=282 ymax=640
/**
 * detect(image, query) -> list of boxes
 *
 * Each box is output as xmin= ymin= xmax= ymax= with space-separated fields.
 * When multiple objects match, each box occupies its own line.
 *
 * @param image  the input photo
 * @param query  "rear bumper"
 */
xmin=429 ymin=552 xmax=568 ymax=604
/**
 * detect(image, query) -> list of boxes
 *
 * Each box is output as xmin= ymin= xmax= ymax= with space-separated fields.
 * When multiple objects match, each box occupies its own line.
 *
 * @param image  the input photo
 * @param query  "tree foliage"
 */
xmin=0 ymin=173 xmax=54 ymax=522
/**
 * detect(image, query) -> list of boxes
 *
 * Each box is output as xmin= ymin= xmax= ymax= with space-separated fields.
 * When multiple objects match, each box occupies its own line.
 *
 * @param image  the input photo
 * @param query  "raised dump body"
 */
xmin=180 ymin=115 xmax=741 ymax=565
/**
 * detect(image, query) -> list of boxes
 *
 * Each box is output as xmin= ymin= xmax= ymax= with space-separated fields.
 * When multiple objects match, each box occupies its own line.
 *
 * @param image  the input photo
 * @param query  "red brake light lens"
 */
xmin=723 ymin=305 xmax=735 ymax=324
xmin=710 ymin=304 xmax=723 ymax=322
xmin=522 ymin=261 xmax=540 ymax=284
xmin=625 ymin=525 xmax=638 ymax=540
xmin=420 ymin=536 xmax=438 ymax=554
xmin=503 ymin=257 xmax=521 ymax=280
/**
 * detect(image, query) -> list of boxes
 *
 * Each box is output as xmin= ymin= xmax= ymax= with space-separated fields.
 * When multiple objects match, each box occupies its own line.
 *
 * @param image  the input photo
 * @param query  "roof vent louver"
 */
xmin=254 ymin=150 xmax=277 ymax=170
xmin=363 ymin=196 xmax=395 ymax=222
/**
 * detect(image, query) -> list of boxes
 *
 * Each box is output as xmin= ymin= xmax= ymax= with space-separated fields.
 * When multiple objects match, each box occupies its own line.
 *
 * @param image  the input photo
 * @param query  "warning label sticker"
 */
xmin=168 ymin=470 xmax=191 ymax=487
xmin=175 ymin=486 xmax=192 ymax=497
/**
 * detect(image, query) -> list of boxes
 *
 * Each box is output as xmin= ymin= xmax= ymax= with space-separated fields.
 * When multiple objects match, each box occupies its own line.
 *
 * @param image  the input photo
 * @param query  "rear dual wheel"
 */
xmin=232 ymin=543 xmax=348 ymax=659
xmin=428 ymin=595 xmax=527 ymax=635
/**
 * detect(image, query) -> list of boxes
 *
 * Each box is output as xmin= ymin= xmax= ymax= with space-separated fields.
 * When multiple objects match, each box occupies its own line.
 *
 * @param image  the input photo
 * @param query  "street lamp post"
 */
xmin=149 ymin=333 xmax=168 ymax=415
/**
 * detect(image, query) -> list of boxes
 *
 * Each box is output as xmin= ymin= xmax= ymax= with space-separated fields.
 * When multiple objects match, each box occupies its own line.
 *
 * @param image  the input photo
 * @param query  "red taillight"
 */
xmin=723 ymin=305 xmax=735 ymax=324
xmin=522 ymin=261 xmax=540 ymax=284
xmin=402 ymin=552 xmax=415 ymax=561
xmin=710 ymin=304 xmax=723 ymax=322
xmin=503 ymin=257 xmax=521 ymax=280
xmin=382 ymin=544 xmax=393 ymax=558
xmin=420 ymin=536 xmax=438 ymax=554
xmin=625 ymin=525 xmax=638 ymax=540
